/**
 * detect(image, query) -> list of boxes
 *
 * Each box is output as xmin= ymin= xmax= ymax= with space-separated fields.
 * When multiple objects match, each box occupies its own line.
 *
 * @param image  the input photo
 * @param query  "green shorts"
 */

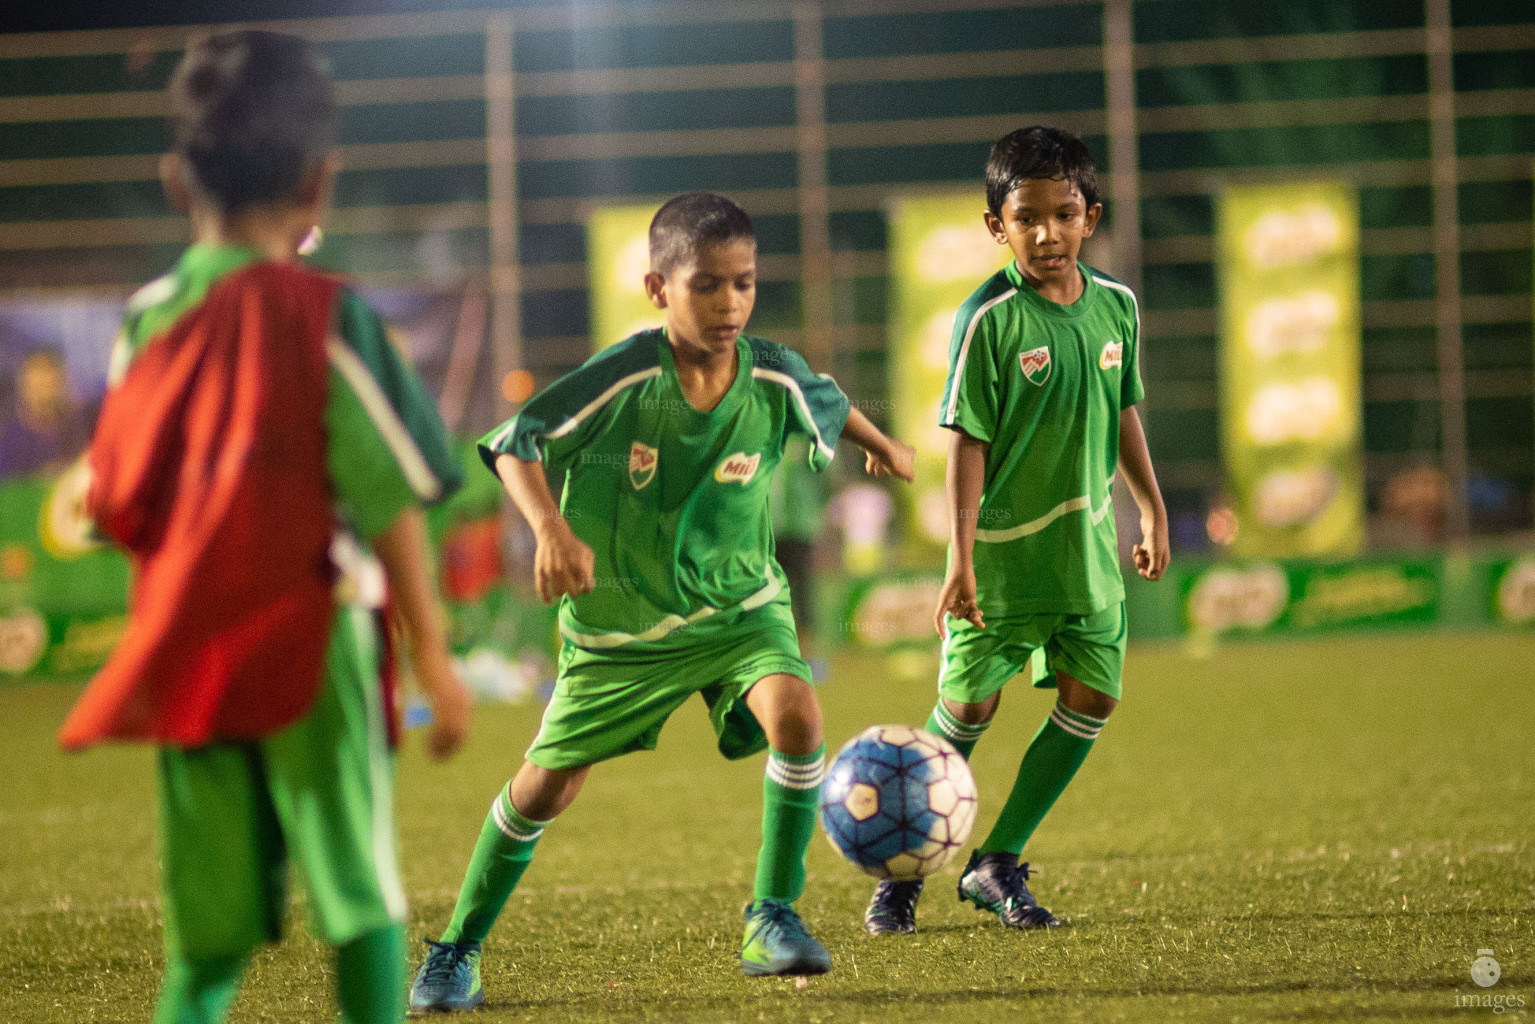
xmin=156 ymin=606 xmax=403 ymax=960
xmin=526 ymin=606 xmax=811 ymax=771
xmin=939 ymin=601 xmax=1127 ymax=705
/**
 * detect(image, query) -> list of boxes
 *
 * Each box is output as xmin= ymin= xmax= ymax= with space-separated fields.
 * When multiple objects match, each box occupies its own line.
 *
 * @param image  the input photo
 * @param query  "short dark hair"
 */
xmin=985 ymin=126 xmax=1100 ymax=217
xmin=648 ymin=192 xmax=755 ymax=277
xmin=168 ymin=31 xmax=335 ymax=211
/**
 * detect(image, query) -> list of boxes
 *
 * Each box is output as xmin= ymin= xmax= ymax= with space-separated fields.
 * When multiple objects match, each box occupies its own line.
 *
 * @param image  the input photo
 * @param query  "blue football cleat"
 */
xmin=740 ymin=900 xmax=832 ymax=977
xmin=409 ymin=939 xmax=484 ymax=1014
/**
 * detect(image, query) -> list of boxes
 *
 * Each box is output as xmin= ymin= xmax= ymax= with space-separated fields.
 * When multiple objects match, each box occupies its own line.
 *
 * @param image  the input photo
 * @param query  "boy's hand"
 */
xmin=864 ymin=438 xmax=916 ymax=482
xmin=934 ymin=564 xmax=984 ymax=638
xmin=1133 ymin=510 xmax=1170 ymax=581
xmin=533 ymin=517 xmax=596 ymax=605
xmin=417 ymin=655 xmax=471 ymax=760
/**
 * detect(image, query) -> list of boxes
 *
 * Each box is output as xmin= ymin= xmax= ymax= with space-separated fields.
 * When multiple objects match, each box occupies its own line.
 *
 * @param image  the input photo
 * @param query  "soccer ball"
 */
xmin=819 ymin=725 xmax=978 ymax=880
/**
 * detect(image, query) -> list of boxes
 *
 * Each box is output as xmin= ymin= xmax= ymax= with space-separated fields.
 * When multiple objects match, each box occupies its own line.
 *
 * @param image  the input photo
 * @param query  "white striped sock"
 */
xmin=933 ymin=703 xmax=990 ymax=742
xmin=767 ymin=752 xmax=825 ymax=791
xmin=490 ymin=790 xmax=549 ymax=843
xmin=1048 ymin=703 xmax=1105 ymax=741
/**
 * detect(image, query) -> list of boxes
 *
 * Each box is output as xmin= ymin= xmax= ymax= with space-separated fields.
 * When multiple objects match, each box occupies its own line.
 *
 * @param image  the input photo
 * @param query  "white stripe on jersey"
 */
xmin=975 ymin=474 xmax=1116 ymax=544
xmin=751 ymin=367 xmax=838 ymax=463
xmin=941 ymin=287 xmax=1017 ymax=427
xmin=486 ymin=365 xmax=663 ymax=459
xmin=1090 ymin=273 xmax=1141 ymax=343
xmin=545 ymin=366 xmax=663 ymax=441
xmin=560 ymin=573 xmax=783 ymax=649
xmin=325 ymin=336 xmax=442 ymax=502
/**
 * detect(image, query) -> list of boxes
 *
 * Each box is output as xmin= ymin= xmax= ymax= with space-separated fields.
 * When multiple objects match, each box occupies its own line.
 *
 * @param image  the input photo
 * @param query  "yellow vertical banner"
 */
xmin=1217 ymin=182 xmax=1364 ymax=557
xmin=586 ymin=205 xmax=661 ymax=352
xmin=888 ymin=193 xmax=1010 ymax=553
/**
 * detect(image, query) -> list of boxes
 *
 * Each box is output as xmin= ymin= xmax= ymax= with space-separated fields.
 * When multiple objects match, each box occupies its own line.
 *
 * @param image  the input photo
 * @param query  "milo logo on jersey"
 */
xmin=714 ymin=452 xmax=762 ymax=485
xmin=1019 ymin=346 xmax=1051 ymax=385
xmin=629 ymin=442 xmax=658 ymax=490
xmin=1100 ymin=340 xmax=1124 ymax=370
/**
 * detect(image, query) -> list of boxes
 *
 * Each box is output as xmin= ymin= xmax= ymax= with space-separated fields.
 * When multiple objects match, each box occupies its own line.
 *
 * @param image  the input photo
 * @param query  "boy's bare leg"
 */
xmin=509 ymin=762 xmax=590 ymax=821
xmin=745 ymin=673 xmax=823 ymax=755
xmin=1056 ymin=672 xmax=1118 ymax=720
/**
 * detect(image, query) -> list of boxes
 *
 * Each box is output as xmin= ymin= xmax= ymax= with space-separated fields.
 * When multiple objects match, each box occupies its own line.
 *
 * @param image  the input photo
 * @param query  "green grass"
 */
xmin=2 ymin=631 xmax=1532 ymax=1022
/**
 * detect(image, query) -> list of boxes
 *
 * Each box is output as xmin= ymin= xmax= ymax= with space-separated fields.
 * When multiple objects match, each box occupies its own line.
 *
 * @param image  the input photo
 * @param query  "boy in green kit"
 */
xmin=863 ymin=126 xmax=1170 ymax=936
xmin=410 ymin=193 xmax=915 ymax=1011
xmin=58 ymin=33 xmax=471 ymax=1024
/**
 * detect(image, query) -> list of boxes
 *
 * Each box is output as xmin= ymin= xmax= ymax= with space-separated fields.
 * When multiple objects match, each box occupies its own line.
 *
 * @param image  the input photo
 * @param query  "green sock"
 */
xmin=440 ymin=785 xmax=550 ymax=945
xmin=753 ymin=745 xmax=825 ymax=904
xmin=152 ymin=953 xmax=246 ymax=1024
xmin=978 ymin=702 xmax=1106 ymax=857
xmin=335 ymin=924 xmax=405 ymax=1024
xmin=926 ymin=700 xmax=991 ymax=759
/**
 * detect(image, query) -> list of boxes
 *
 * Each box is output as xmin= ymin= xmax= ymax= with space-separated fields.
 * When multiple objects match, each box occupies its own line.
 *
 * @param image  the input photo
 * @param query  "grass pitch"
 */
xmin=2 ymin=631 xmax=1531 ymax=1023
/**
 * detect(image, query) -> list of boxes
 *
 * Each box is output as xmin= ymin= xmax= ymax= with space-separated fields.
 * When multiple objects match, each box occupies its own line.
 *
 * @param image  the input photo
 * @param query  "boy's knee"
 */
xmin=510 ymin=762 xmax=588 ymax=821
xmin=1057 ymin=674 xmax=1117 ymax=720
xmin=770 ymin=704 xmax=822 ymax=751
xmin=943 ymin=692 xmax=999 ymax=726
xmin=755 ymin=679 xmax=823 ymax=753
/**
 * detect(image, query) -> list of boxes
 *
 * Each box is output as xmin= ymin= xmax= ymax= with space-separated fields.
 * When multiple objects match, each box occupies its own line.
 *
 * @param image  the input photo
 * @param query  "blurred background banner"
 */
xmin=0 ymin=297 xmax=127 ymax=678
xmin=0 ymin=466 xmax=128 ymax=678
xmin=887 ymin=192 xmax=1006 ymax=554
xmin=586 ymin=204 xmax=660 ymax=353
xmin=1218 ymin=182 xmax=1364 ymax=558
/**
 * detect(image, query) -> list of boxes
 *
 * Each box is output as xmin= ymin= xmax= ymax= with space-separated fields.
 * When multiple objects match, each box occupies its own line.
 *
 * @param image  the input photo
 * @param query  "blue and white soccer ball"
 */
xmin=820 ymin=725 xmax=978 ymax=881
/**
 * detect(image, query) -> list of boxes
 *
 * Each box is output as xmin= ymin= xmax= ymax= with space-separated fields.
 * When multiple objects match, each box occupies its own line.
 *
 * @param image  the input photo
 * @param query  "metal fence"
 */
xmin=0 ymin=0 xmax=1531 ymax=541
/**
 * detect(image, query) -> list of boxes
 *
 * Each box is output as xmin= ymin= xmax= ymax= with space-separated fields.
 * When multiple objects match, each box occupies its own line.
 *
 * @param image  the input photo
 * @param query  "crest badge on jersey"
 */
xmin=1019 ymin=346 xmax=1052 ymax=386
xmin=1099 ymin=340 xmax=1124 ymax=370
xmin=714 ymin=452 xmax=762 ymax=485
xmin=628 ymin=441 xmax=658 ymax=490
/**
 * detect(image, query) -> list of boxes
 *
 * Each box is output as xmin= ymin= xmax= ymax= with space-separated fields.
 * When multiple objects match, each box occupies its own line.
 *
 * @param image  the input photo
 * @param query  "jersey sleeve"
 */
xmin=477 ymin=349 xmax=644 ymax=476
xmin=325 ymin=290 xmax=464 ymax=539
xmin=756 ymin=341 xmax=851 ymax=472
xmin=938 ymin=305 xmax=1001 ymax=444
xmin=1120 ymin=293 xmax=1146 ymax=410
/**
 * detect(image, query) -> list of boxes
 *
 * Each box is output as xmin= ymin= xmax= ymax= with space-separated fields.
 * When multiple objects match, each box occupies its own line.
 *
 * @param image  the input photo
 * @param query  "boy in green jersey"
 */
xmin=864 ymin=127 xmax=1169 ymax=936
xmin=61 ymin=33 xmax=471 ymax=1024
xmin=411 ymin=192 xmax=915 ymax=1009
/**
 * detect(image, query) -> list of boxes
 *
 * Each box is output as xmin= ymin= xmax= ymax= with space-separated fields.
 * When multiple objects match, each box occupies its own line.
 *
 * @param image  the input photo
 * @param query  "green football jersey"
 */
xmin=114 ymin=243 xmax=463 ymax=548
xmin=480 ymin=329 xmax=850 ymax=651
xmin=938 ymin=260 xmax=1144 ymax=616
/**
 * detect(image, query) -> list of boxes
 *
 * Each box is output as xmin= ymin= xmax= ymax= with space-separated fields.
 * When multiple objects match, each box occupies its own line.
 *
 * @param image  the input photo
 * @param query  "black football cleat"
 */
xmin=957 ymin=851 xmax=1061 ymax=929
xmin=864 ymin=878 xmax=924 ymax=935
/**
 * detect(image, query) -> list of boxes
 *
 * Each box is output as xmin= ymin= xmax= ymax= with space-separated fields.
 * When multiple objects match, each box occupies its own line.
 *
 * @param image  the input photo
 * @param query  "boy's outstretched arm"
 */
xmin=372 ymin=508 xmax=472 ymax=759
xmin=934 ymin=428 xmax=988 ymax=637
xmin=1117 ymin=406 xmax=1170 ymax=581
xmin=842 ymin=406 xmax=916 ymax=481
xmin=495 ymin=453 xmax=596 ymax=605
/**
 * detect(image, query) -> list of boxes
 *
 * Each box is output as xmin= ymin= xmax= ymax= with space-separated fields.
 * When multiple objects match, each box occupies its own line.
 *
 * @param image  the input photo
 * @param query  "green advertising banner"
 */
xmin=834 ymin=550 xmax=1535 ymax=648
xmin=0 ymin=462 xmax=130 ymax=680
xmin=1217 ymin=182 xmax=1364 ymax=558
xmin=587 ymin=204 xmax=662 ymax=352
xmin=888 ymin=193 xmax=1010 ymax=552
